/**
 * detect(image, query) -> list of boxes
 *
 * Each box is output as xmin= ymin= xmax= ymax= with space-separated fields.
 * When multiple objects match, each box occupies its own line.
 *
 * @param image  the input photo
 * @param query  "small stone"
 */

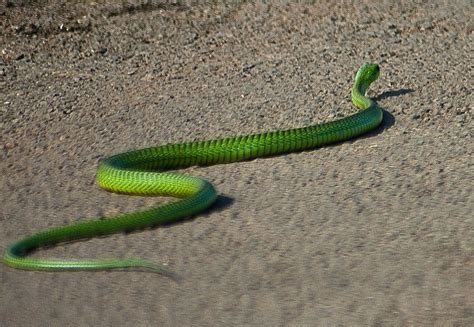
xmin=24 ymin=23 xmax=39 ymax=35
xmin=98 ymin=47 xmax=108 ymax=55
xmin=412 ymin=112 xmax=421 ymax=119
xmin=243 ymin=64 xmax=256 ymax=73
xmin=4 ymin=142 xmax=15 ymax=150
xmin=185 ymin=32 xmax=199 ymax=44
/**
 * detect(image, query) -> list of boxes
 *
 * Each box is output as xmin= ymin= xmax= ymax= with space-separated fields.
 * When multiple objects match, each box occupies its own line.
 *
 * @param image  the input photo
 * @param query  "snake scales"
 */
xmin=3 ymin=63 xmax=383 ymax=274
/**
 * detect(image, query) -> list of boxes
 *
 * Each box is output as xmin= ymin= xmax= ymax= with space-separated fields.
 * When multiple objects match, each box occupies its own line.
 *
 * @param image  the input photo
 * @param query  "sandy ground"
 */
xmin=1 ymin=1 xmax=473 ymax=326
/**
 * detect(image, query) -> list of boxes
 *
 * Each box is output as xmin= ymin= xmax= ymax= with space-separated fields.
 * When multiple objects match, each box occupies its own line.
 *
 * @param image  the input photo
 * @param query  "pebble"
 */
xmin=412 ymin=112 xmax=421 ymax=119
xmin=98 ymin=47 xmax=108 ymax=55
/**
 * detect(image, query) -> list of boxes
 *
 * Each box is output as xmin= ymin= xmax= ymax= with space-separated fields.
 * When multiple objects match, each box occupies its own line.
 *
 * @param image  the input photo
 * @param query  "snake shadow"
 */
xmin=366 ymin=88 xmax=414 ymax=134
xmin=158 ymin=195 xmax=235 ymax=228
xmin=373 ymin=88 xmax=414 ymax=102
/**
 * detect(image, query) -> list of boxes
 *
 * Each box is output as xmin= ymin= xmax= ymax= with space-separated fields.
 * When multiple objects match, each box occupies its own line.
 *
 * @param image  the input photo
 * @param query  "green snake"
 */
xmin=3 ymin=63 xmax=383 ymax=274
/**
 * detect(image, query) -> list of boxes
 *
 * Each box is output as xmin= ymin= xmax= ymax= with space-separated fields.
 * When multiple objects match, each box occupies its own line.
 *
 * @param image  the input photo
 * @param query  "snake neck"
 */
xmin=351 ymin=80 xmax=376 ymax=110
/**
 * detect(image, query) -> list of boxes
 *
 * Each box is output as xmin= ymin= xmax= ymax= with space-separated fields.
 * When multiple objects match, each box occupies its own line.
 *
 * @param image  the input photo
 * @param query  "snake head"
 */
xmin=355 ymin=63 xmax=380 ymax=93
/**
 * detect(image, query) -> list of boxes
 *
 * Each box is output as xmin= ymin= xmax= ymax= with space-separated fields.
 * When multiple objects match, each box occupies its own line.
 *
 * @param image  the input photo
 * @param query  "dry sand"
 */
xmin=1 ymin=1 xmax=473 ymax=326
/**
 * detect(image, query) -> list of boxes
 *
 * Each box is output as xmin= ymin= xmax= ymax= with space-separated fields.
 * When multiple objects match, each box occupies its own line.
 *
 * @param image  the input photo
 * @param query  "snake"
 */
xmin=3 ymin=63 xmax=383 ymax=274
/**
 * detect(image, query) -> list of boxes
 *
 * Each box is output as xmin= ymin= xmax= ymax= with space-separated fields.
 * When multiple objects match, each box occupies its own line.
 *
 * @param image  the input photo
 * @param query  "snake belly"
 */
xmin=2 ymin=63 xmax=383 ymax=273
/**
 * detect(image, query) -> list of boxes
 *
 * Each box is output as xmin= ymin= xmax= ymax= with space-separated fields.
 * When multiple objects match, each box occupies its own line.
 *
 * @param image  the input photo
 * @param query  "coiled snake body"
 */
xmin=3 ymin=63 xmax=383 ymax=273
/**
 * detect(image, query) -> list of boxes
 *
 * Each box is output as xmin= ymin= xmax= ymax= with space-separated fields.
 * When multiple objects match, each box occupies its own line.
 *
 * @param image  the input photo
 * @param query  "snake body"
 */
xmin=3 ymin=63 xmax=383 ymax=273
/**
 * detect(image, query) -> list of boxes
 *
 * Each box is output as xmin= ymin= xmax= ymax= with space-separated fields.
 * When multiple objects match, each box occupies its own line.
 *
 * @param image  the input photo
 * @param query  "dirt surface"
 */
xmin=1 ymin=1 xmax=473 ymax=326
